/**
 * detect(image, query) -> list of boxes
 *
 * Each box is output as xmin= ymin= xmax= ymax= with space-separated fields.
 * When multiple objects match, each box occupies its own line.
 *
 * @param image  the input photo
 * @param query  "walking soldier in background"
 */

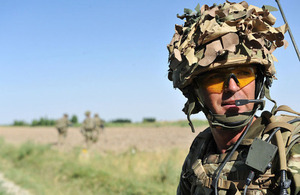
xmin=167 ymin=1 xmax=300 ymax=194
xmin=93 ymin=113 xmax=104 ymax=142
xmin=81 ymin=111 xmax=96 ymax=148
xmin=55 ymin=114 xmax=72 ymax=145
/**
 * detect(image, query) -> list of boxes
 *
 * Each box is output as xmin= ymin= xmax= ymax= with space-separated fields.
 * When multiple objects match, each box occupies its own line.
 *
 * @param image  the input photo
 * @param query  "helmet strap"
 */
xmin=193 ymin=85 xmax=259 ymax=131
xmin=186 ymin=101 xmax=196 ymax=133
xmin=209 ymin=111 xmax=254 ymax=131
xmin=263 ymin=77 xmax=277 ymax=114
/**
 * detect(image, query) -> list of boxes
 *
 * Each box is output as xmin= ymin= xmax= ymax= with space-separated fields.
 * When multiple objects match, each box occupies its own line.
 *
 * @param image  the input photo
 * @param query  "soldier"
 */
xmin=167 ymin=1 xmax=300 ymax=194
xmin=55 ymin=114 xmax=71 ymax=145
xmin=81 ymin=111 xmax=95 ymax=148
xmin=93 ymin=113 xmax=104 ymax=142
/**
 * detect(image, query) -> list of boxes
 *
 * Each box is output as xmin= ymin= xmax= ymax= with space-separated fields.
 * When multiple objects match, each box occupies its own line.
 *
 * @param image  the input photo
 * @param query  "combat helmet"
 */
xmin=85 ymin=111 xmax=91 ymax=116
xmin=167 ymin=1 xmax=288 ymax=131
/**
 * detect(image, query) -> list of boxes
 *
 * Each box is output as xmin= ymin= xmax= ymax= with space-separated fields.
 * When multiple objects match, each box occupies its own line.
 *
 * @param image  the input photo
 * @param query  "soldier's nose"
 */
xmin=224 ymin=77 xmax=240 ymax=93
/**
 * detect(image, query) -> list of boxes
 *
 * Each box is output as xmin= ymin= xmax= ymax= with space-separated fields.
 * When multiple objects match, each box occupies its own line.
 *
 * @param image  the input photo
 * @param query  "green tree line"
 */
xmin=12 ymin=115 xmax=79 ymax=127
xmin=11 ymin=116 xmax=158 ymax=127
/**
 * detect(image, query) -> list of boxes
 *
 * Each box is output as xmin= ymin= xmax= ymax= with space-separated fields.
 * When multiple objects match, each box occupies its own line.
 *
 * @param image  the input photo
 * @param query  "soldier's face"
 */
xmin=196 ymin=66 xmax=256 ymax=115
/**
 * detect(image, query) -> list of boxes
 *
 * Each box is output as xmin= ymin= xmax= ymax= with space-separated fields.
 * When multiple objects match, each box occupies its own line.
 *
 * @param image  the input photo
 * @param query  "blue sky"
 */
xmin=1 ymin=0 xmax=299 ymax=124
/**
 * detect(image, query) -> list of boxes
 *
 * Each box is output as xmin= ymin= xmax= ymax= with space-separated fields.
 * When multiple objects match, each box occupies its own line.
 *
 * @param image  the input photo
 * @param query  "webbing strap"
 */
xmin=275 ymin=105 xmax=300 ymax=116
xmin=275 ymin=130 xmax=288 ymax=171
xmin=264 ymin=84 xmax=277 ymax=114
xmin=264 ymin=122 xmax=295 ymax=134
xmin=205 ymin=151 xmax=240 ymax=164
xmin=187 ymin=101 xmax=196 ymax=133
xmin=201 ymin=177 xmax=272 ymax=190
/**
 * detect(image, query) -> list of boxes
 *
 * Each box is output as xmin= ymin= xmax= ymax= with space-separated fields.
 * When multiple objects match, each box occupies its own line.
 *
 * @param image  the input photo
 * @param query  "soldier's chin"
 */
xmin=224 ymin=107 xmax=239 ymax=115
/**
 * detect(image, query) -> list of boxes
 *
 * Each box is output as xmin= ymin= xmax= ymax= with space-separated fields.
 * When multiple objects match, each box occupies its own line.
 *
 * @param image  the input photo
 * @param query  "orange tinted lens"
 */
xmin=197 ymin=66 xmax=256 ymax=94
xmin=233 ymin=67 xmax=256 ymax=89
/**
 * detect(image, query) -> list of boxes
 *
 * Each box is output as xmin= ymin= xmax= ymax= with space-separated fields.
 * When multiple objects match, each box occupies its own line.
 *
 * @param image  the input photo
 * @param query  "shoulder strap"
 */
xmin=261 ymin=105 xmax=300 ymax=176
xmin=273 ymin=105 xmax=300 ymax=152
xmin=274 ymin=105 xmax=300 ymax=116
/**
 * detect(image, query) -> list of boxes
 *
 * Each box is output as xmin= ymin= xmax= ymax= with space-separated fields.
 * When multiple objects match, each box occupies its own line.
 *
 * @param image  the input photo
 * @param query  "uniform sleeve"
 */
xmin=177 ymin=156 xmax=192 ymax=195
xmin=177 ymin=128 xmax=211 ymax=195
xmin=287 ymin=142 xmax=300 ymax=195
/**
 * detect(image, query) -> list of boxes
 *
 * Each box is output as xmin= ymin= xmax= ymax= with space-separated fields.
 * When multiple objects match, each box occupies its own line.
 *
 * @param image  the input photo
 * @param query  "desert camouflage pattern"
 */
xmin=287 ymin=143 xmax=300 ymax=194
xmin=81 ymin=116 xmax=95 ymax=147
xmin=55 ymin=115 xmax=71 ymax=145
xmin=167 ymin=1 xmax=288 ymax=90
xmin=81 ymin=113 xmax=103 ymax=147
xmin=94 ymin=115 xmax=104 ymax=131
xmin=177 ymin=115 xmax=300 ymax=195
xmin=92 ymin=114 xmax=104 ymax=143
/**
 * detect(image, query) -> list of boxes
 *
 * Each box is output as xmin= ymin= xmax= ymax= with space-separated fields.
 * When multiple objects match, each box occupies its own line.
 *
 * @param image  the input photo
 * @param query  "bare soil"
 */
xmin=0 ymin=126 xmax=205 ymax=153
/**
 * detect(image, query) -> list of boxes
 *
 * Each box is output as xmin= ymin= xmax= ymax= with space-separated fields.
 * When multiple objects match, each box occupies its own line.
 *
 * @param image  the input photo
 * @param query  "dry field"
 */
xmin=0 ymin=126 xmax=205 ymax=153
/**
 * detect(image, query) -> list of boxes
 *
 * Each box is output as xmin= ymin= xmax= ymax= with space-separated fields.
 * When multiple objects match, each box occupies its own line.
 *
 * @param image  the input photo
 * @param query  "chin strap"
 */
xmin=209 ymin=111 xmax=255 ymax=131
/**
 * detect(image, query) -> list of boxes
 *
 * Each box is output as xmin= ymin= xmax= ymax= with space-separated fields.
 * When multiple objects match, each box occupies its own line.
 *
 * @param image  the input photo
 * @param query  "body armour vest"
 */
xmin=177 ymin=114 xmax=300 ymax=195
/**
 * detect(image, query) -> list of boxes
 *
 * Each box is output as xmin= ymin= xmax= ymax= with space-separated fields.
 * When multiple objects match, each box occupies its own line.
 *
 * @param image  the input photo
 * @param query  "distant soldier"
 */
xmin=93 ymin=113 xmax=104 ymax=142
xmin=55 ymin=114 xmax=71 ymax=145
xmin=81 ymin=111 xmax=95 ymax=148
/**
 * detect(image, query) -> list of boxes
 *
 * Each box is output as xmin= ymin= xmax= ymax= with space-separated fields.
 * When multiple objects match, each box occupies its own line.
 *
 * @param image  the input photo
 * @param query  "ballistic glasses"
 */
xmin=195 ymin=66 xmax=257 ymax=94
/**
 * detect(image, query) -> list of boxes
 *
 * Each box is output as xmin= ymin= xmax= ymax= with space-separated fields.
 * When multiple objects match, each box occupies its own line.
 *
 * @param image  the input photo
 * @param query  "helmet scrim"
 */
xmin=167 ymin=1 xmax=288 ymax=90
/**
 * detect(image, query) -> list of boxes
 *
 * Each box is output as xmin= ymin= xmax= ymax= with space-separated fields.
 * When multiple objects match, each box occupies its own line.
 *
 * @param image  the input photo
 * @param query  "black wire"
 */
xmin=244 ymin=117 xmax=300 ymax=195
xmin=213 ymin=114 xmax=255 ymax=194
xmin=266 ymin=118 xmax=300 ymax=143
xmin=243 ymin=170 xmax=255 ymax=195
xmin=213 ymin=110 xmax=300 ymax=194
xmin=243 ymin=185 xmax=249 ymax=195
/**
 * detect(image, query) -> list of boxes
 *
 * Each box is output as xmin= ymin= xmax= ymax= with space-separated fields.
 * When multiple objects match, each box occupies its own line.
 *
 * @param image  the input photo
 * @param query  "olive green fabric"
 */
xmin=210 ymin=111 xmax=254 ymax=130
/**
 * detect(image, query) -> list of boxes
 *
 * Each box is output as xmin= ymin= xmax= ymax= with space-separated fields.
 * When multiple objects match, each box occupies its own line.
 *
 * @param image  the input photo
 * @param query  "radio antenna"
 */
xmin=275 ymin=0 xmax=300 ymax=61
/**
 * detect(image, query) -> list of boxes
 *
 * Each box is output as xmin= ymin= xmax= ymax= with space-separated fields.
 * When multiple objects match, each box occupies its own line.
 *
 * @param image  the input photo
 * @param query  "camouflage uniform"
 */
xmin=81 ymin=111 xmax=95 ymax=148
xmin=55 ymin=114 xmax=71 ymax=145
xmin=93 ymin=114 xmax=104 ymax=142
xmin=177 ymin=115 xmax=300 ymax=194
xmin=166 ymin=1 xmax=300 ymax=194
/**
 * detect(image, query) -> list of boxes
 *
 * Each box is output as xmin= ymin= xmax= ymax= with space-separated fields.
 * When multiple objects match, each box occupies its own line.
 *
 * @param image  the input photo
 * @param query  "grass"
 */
xmin=0 ymin=138 xmax=188 ymax=195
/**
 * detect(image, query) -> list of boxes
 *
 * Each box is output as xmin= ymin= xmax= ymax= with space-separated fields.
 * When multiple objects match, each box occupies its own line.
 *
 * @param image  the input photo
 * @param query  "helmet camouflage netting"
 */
xmin=167 ymin=0 xmax=288 ymax=90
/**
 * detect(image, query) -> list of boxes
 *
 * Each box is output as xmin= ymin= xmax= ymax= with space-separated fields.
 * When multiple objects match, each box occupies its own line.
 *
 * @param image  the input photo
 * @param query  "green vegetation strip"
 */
xmin=0 ymin=138 xmax=187 ymax=195
xmin=104 ymin=119 xmax=208 ymax=128
xmin=10 ymin=118 xmax=208 ymax=128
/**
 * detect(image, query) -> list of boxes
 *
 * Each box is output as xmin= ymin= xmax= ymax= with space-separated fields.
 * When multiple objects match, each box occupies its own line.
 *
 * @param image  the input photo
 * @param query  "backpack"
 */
xmin=83 ymin=118 xmax=95 ymax=130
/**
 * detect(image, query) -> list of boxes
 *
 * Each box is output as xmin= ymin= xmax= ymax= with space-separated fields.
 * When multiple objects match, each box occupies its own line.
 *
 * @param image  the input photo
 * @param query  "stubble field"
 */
xmin=0 ymin=125 xmax=204 ymax=153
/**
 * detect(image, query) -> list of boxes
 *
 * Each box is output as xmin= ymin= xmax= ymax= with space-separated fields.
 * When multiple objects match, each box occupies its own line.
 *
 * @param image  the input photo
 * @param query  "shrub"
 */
xmin=111 ymin=119 xmax=131 ymax=123
xmin=12 ymin=120 xmax=28 ymax=126
xmin=31 ymin=118 xmax=56 ymax=126
xmin=70 ymin=115 xmax=78 ymax=124
xmin=142 ymin=118 xmax=156 ymax=123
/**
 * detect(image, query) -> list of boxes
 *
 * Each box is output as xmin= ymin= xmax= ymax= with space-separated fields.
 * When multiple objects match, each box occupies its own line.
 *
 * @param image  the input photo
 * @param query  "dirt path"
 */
xmin=0 ymin=126 xmax=205 ymax=153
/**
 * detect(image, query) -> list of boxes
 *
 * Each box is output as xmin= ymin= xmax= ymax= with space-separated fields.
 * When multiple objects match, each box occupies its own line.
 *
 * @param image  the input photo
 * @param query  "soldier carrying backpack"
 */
xmin=167 ymin=1 xmax=300 ymax=194
xmin=81 ymin=111 xmax=96 ymax=148
xmin=55 ymin=113 xmax=72 ymax=145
